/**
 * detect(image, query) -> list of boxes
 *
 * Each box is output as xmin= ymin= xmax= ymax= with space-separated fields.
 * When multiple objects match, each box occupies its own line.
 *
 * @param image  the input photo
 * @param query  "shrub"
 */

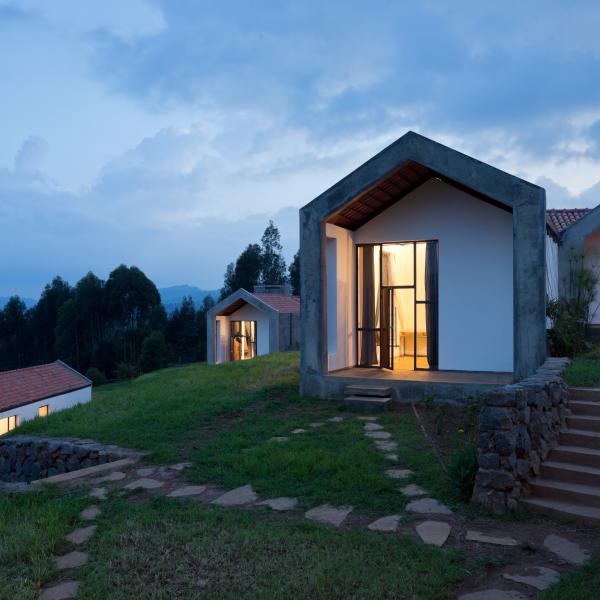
xmin=85 ymin=367 xmax=108 ymax=387
xmin=140 ymin=330 xmax=169 ymax=373
xmin=114 ymin=362 xmax=138 ymax=381
xmin=447 ymin=443 xmax=478 ymax=503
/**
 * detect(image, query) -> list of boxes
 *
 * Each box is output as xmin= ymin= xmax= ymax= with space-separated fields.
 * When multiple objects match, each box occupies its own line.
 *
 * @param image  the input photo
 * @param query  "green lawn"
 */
xmin=564 ymin=347 xmax=600 ymax=387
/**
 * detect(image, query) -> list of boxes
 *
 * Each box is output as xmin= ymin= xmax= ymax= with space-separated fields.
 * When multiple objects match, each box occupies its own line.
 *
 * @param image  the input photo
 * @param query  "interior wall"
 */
xmin=584 ymin=230 xmax=600 ymax=325
xmin=354 ymin=178 xmax=514 ymax=373
xmin=215 ymin=315 xmax=229 ymax=363
xmin=325 ymin=223 xmax=356 ymax=371
xmin=546 ymin=234 xmax=558 ymax=329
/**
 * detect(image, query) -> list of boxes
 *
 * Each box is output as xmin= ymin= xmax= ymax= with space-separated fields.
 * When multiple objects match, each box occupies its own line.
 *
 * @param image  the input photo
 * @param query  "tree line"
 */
xmin=0 ymin=221 xmax=299 ymax=383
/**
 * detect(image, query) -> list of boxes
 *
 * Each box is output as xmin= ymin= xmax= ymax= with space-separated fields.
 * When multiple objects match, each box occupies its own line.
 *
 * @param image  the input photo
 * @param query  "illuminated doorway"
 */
xmin=230 ymin=320 xmax=257 ymax=361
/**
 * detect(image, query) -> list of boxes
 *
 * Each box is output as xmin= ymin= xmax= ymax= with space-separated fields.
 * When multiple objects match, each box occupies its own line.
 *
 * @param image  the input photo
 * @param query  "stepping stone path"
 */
xmin=136 ymin=467 xmax=155 ymax=477
xmin=466 ymin=531 xmax=519 ymax=547
xmin=291 ymin=428 xmax=306 ymax=434
xmin=170 ymin=462 xmax=193 ymax=471
xmin=375 ymin=440 xmax=398 ymax=452
xmin=89 ymin=487 xmax=107 ymax=500
xmin=503 ymin=566 xmax=560 ymax=591
xmin=39 ymin=580 xmax=80 ymax=600
xmin=96 ymin=470 xmax=126 ymax=483
xmin=309 ymin=422 xmax=325 ymax=428
xmin=458 ymin=590 xmax=526 ymax=600
xmin=54 ymin=550 xmax=89 ymax=570
xmin=366 ymin=431 xmax=392 ymax=440
xmin=367 ymin=514 xmax=400 ymax=532
xmin=406 ymin=497 xmax=452 ymax=515
xmin=124 ymin=478 xmax=164 ymax=490
xmin=400 ymin=484 xmax=427 ymax=497
xmin=416 ymin=520 xmax=451 ymax=547
xmin=543 ymin=534 xmax=590 ymax=565
xmin=305 ymin=504 xmax=352 ymax=527
xmin=65 ymin=525 xmax=96 ymax=545
xmin=363 ymin=422 xmax=383 ymax=431
xmin=212 ymin=484 xmax=257 ymax=506
xmin=257 ymin=497 xmax=298 ymax=511
xmin=269 ymin=436 xmax=289 ymax=442
xmin=80 ymin=505 xmax=101 ymax=520
xmin=328 ymin=416 xmax=345 ymax=422
xmin=357 ymin=416 xmax=377 ymax=421
xmin=167 ymin=485 xmax=207 ymax=498
xmin=384 ymin=453 xmax=398 ymax=461
xmin=385 ymin=468 xmax=413 ymax=480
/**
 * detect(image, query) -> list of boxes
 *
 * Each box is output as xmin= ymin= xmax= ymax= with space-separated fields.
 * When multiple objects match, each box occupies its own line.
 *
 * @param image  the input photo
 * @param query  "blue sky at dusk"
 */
xmin=2 ymin=0 xmax=600 ymax=297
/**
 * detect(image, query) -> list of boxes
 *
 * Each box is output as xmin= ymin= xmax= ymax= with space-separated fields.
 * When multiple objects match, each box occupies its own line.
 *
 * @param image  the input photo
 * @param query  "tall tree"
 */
xmin=0 ymin=296 xmax=32 ymax=369
xmin=260 ymin=221 xmax=287 ymax=285
xmin=166 ymin=296 xmax=198 ymax=363
xmin=196 ymin=295 xmax=216 ymax=361
xmin=219 ymin=243 xmax=263 ymax=299
xmin=289 ymin=251 xmax=300 ymax=296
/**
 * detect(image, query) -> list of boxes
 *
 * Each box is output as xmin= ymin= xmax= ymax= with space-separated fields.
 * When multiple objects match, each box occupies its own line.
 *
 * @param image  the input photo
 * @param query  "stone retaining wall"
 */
xmin=472 ymin=357 xmax=570 ymax=513
xmin=0 ymin=436 xmax=140 ymax=483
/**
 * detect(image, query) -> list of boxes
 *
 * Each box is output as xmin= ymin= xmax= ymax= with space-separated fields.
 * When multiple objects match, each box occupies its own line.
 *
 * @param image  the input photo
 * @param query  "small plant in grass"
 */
xmin=447 ymin=442 xmax=478 ymax=502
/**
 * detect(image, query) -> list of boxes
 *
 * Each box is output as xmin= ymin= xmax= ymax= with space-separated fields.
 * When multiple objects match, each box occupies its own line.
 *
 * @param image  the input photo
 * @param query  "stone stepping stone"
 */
xmin=357 ymin=416 xmax=378 ymax=421
xmin=65 ymin=525 xmax=96 ymax=545
xmin=458 ymin=590 xmax=526 ymax=600
xmin=543 ymin=534 xmax=590 ymax=565
xmin=328 ymin=416 xmax=345 ymax=422
xmin=96 ymin=471 xmax=126 ymax=483
xmin=89 ymin=487 xmax=107 ymax=500
xmin=167 ymin=485 xmax=207 ymax=498
xmin=375 ymin=440 xmax=398 ymax=452
xmin=309 ymin=422 xmax=325 ymax=428
xmin=291 ymin=428 xmax=306 ymax=434
xmin=400 ymin=484 xmax=427 ymax=497
xmin=269 ymin=436 xmax=289 ymax=442
xmin=156 ymin=466 xmax=176 ymax=480
xmin=384 ymin=453 xmax=398 ymax=461
xmin=54 ymin=550 xmax=89 ymax=570
xmin=257 ymin=497 xmax=298 ymax=511
xmin=416 ymin=520 xmax=451 ymax=547
xmin=80 ymin=505 xmax=101 ymax=521
xmin=365 ymin=431 xmax=392 ymax=440
xmin=363 ymin=422 xmax=383 ymax=431
xmin=466 ymin=530 xmax=519 ymax=547
xmin=136 ymin=467 xmax=155 ymax=477
xmin=170 ymin=462 xmax=193 ymax=471
xmin=503 ymin=566 xmax=560 ymax=591
xmin=367 ymin=514 xmax=400 ymax=532
xmin=212 ymin=484 xmax=258 ymax=506
xmin=125 ymin=478 xmax=164 ymax=490
xmin=406 ymin=497 xmax=452 ymax=515
xmin=39 ymin=580 xmax=80 ymax=600
xmin=305 ymin=504 xmax=352 ymax=527
xmin=385 ymin=468 xmax=413 ymax=480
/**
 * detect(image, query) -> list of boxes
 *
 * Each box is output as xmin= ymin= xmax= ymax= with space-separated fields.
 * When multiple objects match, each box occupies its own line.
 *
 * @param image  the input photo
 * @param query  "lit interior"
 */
xmin=0 ymin=414 xmax=20 ymax=435
xmin=230 ymin=320 xmax=257 ymax=361
xmin=38 ymin=405 xmax=49 ymax=418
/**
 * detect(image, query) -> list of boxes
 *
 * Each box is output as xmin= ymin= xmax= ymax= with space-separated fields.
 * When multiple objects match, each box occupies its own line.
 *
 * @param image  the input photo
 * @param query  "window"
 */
xmin=38 ymin=405 xmax=50 ymax=418
xmin=230 ymin=320 xmax=257 ymax=361
xmin=0 ymin=414 xmax=20 ymax=435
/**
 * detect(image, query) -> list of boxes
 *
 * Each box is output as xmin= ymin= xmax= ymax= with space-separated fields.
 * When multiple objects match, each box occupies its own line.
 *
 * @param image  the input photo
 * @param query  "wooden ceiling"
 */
xmin=326 ymin=160 xmax=509 ymax=230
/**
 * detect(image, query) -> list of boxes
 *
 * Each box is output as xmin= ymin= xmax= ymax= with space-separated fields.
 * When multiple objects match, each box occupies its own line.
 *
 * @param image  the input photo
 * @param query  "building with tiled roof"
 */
xmin=0 ymin=361 xmax=92 ymax=435
xmin=207 ymin=286 xmax=300 ymax=364
xmin=546 ymin=208 xmax=591 ymax=240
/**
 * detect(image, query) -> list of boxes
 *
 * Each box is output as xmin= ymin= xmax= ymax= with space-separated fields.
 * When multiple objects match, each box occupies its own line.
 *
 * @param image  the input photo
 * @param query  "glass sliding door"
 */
xmin=230 ymin=320 xmax=257 ymax=361
xmin=356 ymin=241 xmax=438 ymax=371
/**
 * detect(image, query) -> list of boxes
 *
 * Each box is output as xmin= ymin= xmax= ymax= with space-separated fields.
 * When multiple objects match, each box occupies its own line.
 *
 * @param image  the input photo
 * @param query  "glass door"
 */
xmin=230 ymin=320 xmax=257 ymax=361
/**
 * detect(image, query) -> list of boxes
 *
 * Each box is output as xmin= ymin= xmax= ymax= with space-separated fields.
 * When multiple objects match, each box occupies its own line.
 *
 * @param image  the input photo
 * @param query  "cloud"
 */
xmin=14 ymin=135 xmax=48 ymax=173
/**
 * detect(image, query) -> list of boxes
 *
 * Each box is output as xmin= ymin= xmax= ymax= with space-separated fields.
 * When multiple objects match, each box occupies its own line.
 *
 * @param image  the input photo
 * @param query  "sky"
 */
xmin=2 ymin=1 xmax=600 ymax=298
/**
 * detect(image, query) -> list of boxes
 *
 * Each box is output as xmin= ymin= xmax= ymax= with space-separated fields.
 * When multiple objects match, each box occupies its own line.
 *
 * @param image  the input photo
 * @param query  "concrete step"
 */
xmin=529 ymin=478 xmax=600 ymax=508
xmin=541 ymin=460 xmax=600 ymax=487
xmin=550 ymin=445 xmax=600 ymax=468
xmin=522 ymin=496 xmax=600 ymax=526
xmin=344 ymin=385 xmax=392 ymax=398
xmin=343 ymin=396 xmax=392 ymax=413
xmin=569 ymin=387 xmax=600 ymax=402
xmin=569 ymin=400 xmax=600 ymax=416
xmin=567 ymin=414 xmax=600 ymax=432
xmin=560 ymin=428 xmax=600 ymax=449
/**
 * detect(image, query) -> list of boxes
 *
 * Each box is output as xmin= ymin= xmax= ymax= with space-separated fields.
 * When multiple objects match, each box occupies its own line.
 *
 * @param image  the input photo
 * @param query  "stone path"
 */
xmin=35 ymin=413 xmax=597 ymax=600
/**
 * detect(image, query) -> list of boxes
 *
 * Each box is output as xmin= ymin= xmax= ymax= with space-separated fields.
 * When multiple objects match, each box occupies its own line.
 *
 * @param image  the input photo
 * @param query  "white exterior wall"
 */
xmin=214 ymin=304 xmax=270 ymax=363
xmin=584 ymin=230 xmax=600 ymax=325
xmin=546 ymin=234 xmax=559 ymax=302
xmin=325 ymin=223 xmax=356 ymax=371
xmin=353 ymin=178 xmax=514 ymax=373
xmin=0 ymin=386 xmax=92 ymax=432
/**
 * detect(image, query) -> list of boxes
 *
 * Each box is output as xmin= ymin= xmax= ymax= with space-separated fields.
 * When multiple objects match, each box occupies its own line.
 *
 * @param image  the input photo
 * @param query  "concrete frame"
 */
xmin=558 ymin=204 xmax=600 ymax=299
xmin=206 ymin=288 xmax=281 ymax=365
xmin=300 ymin=131 xmax=546 ymax=397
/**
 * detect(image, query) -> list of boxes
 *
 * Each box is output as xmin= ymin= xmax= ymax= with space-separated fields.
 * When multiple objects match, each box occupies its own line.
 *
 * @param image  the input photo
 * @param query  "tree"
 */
xmin=0 ymin=296 xmax=32 ymax=369
xmin=260 ymin=220 xmax=287 ymax=285
xmin=196 ymin=295 xmax=216 ymax=361
xmin=166 ymin=296 xmax=198 ymax=363
xmin=140 ymin=330 xmax=169 ymax=373
xmin=219 ymin=244 xmax=263 ymax=299
xmin=289 ymin=251 xmax=300 ymax=296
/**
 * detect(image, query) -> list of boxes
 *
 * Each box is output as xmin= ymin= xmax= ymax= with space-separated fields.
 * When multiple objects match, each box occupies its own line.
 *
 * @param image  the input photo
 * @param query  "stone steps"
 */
xmin=529 ymin=478 xmax=600 ymax=508
xmin=569 ymin=400 xmax=600 ymax=416
xmin=344 ymin=385 xmax=392 ymax=397
xmin=343 ymin=395 xmax=392 ymax=413
xmin=549 ymin=444 xmax=600 ymax=468
xmin=566 ymin=414 xmax=600 ymax=432
xmin=521 ymin=496 xmax=600 ymax=526
xmin=559 ymin=428 xmax=600 ymax=449
xmin=541 ymin=460 xmax=600 ymax=487
xmin=568 ymin=387 xmax=600 ymax=402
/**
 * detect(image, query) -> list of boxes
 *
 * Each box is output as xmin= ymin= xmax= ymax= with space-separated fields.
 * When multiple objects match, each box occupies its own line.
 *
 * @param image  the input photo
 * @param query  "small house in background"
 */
xmin=0 ymin=361 xmax=92 ymax=435
xmin=207 ymin=285 xmax=300 ymax=364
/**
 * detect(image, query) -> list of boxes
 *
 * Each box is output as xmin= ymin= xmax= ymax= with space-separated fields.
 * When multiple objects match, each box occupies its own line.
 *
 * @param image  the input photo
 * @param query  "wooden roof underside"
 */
xmin=326 ymin=160 xmax=509 ymax=230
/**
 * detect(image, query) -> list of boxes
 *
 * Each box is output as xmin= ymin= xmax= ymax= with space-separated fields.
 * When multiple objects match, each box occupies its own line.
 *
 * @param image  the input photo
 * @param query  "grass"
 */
xmin=539 ymin=556 xmax=600 ymax=599
xmin=564 ymin=347 xmax=600 ymax=387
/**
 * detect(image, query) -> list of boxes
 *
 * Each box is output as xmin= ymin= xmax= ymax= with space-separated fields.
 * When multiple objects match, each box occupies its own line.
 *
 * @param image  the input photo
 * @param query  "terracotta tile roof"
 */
xmin=0 ymin=361 xmax=91 ymax=413
xmin=546 ymin=208 xmax=591 ymax=237
xmin=255 ymin=294 xmax=300 ymax=314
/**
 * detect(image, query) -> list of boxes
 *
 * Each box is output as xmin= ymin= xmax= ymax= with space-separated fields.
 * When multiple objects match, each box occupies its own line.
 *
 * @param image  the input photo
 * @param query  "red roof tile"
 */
xmin=255 ymin=294 xmax=300 ymax=314
xmin=546 ymin=208 xmax=591 ymax=236
xmin=0 ymin=361 xmax=91 ymax=413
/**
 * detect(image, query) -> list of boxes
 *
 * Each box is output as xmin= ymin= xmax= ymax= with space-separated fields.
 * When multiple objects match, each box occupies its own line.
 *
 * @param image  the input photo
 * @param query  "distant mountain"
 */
xmin=159 ymin=285 xmax=218 ymax=313
xmin=0 ymin=296 xmax=37 ymax=310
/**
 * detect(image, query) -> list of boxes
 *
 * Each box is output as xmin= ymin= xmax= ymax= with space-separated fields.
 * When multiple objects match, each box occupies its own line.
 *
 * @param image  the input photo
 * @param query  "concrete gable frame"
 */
xmin=300 ymin=131 xmax=546 ymax=387
xmin=558 ymin=204 xmax=600 ymax=299
xmin=206 ymin=288 xmax=281 ymax=364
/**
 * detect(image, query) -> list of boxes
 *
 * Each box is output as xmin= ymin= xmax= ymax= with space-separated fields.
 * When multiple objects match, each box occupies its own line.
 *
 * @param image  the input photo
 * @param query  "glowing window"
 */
xmin=38 ymin=405 xmax=49 ymax=418
xmin=0 ymin=414 xmax=20 ymax=435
